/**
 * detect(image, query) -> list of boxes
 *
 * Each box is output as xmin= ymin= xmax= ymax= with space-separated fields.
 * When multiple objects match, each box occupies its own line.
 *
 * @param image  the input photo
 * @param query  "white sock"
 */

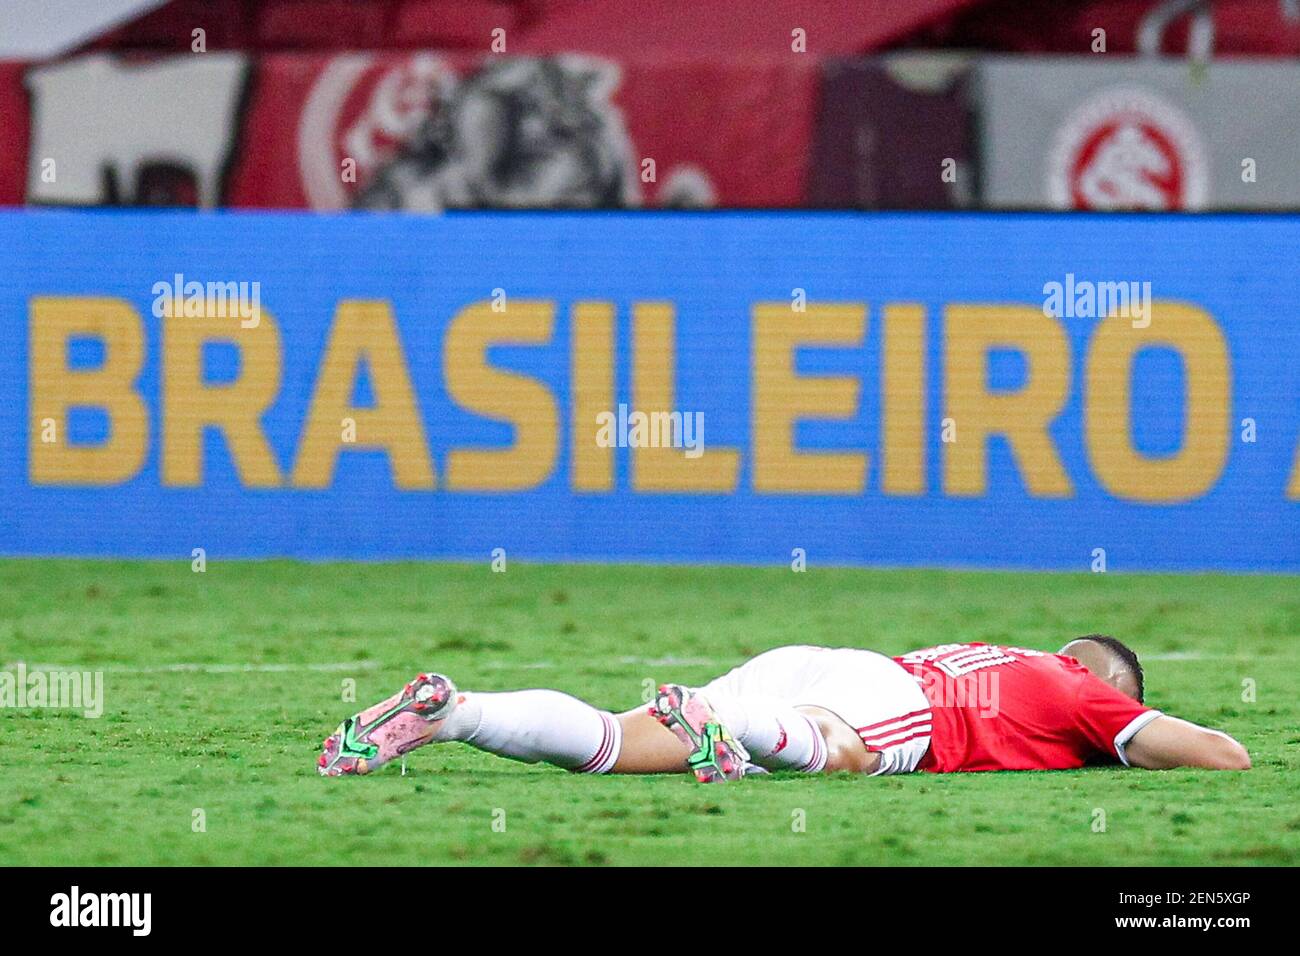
xmin=704 ymin=693 xmax=828 ymax=773
xmin=435 ymin=689 xmax=622 ymax=774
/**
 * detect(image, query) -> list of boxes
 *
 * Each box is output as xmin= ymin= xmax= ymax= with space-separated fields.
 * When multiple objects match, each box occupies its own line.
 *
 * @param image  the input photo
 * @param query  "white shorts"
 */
xmin=700 ymin=645 xmax=932 ymax=775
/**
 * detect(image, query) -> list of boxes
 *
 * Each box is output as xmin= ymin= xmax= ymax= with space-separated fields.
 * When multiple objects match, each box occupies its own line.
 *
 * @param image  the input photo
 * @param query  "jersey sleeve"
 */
xmin=1073 ymin=673 xmax=1162 ymax=766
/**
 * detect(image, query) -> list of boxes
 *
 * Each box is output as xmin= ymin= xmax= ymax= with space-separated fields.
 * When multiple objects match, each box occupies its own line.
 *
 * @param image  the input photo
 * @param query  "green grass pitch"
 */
xmin=1 ymin=559 xmax=1297 ymax=866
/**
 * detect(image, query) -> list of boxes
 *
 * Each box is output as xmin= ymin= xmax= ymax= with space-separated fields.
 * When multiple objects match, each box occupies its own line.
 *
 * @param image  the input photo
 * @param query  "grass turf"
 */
xmin=0 ymin=559 xmax=1297 ymax=866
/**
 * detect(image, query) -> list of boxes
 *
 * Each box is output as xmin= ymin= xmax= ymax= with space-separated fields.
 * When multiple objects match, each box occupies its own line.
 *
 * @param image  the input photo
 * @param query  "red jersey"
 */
xmin=893 ymin=643 xmax=1160 ymax=772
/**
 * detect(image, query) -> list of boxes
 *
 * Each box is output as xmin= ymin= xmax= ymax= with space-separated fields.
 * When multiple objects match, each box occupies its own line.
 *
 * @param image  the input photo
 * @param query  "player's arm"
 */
xmin=1123 ymin=715 xmax=1251 ymax=771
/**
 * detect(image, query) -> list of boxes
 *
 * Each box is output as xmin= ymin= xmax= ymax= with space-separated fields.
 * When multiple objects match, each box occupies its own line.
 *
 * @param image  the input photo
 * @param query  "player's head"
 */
xmin=1059 ymin=634 xmax=1144 ymax=702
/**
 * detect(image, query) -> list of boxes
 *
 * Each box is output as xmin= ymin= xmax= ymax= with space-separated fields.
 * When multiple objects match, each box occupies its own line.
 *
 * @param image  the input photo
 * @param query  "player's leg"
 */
xmin=656 ymin=645 xmax=929 ymax=779
xmin=638 ymin=645 xmax=837 ymax=778
xmin=319 ymin=671 xmax=692 ymax=776
xmin=611 ymin=656 xmax=873 ymax=780
xmin=451 ymin=700 xmax=690 ymax=773
xmin=654 ymin=681 xmax=834 ymax=776
xmin=650 ymin=683 xmax=884 ymax=778
xmin=796 ymin=705 xmax=881 ymax=773
xmin=684 ymin=645 xmax=842 ymax=775
xmin=610 ymin=708 xmax=694 ymax=773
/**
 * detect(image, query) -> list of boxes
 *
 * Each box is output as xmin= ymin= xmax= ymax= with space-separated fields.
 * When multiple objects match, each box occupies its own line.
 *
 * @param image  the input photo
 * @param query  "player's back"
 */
xmin=893 ymin=643 xmax=1158 ymax=772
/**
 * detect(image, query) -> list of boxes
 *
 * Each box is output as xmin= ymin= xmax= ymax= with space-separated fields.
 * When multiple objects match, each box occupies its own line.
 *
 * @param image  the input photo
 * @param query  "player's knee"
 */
xmin=799 ymin=706 xmax=881 ymax=774
xmin=825 ymin=734 xmax=881 ymax=774
xmin=1218 ymin=738 xmax=1251 ymax=771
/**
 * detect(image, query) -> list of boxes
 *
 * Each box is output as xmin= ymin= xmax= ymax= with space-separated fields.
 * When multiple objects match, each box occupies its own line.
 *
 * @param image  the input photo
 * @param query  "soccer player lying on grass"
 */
xmin=318 ymin=637 xmax=1250 ymax=780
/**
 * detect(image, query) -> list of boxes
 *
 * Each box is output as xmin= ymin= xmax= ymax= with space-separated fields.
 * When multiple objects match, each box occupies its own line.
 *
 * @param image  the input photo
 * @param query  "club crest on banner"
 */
xmin=1047 ymin=87 xmax=1208 ymax=211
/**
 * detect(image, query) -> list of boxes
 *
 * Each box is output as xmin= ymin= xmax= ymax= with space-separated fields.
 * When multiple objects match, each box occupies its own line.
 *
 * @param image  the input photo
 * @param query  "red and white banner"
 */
xmin=6 ymin=51 xmax=819 ymax=210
